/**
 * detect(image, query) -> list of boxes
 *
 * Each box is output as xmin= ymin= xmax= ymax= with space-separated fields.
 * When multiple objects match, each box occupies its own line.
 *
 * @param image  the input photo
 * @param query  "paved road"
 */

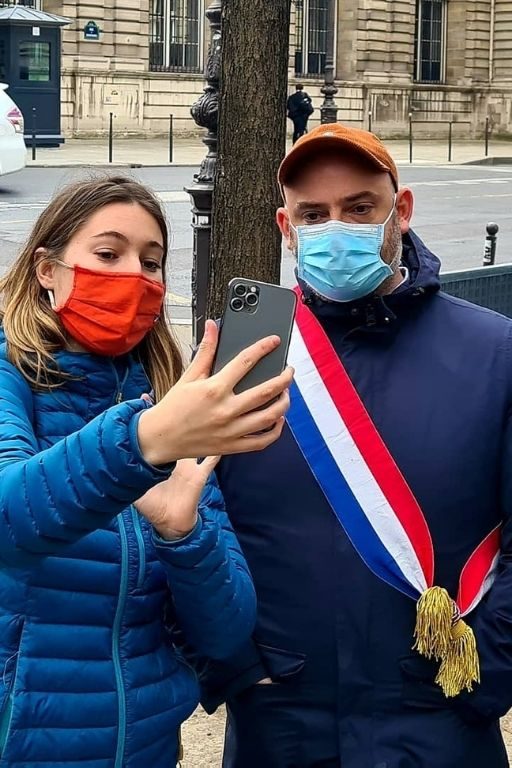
xmin=1 ymin=164 xmax=511 ymax=321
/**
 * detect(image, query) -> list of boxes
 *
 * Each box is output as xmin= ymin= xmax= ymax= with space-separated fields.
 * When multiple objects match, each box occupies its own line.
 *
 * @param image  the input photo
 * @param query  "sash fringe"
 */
xmin=413 ymin=586 xmax=480 ymax=697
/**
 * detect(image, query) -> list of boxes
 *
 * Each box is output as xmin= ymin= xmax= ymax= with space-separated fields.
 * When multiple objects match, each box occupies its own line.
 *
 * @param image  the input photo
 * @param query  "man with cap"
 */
xmin=198 ymin=124 xmax=512 ymax=767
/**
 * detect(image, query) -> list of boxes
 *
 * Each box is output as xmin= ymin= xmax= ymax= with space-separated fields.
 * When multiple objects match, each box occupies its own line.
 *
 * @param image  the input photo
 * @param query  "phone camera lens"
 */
xmin=234 ymin=284 xmax=247 ymax=297
xmin=246 ymin=292 xmax=259 ymax=307
xmin=230 ymin=297 xmax=244 ymax=312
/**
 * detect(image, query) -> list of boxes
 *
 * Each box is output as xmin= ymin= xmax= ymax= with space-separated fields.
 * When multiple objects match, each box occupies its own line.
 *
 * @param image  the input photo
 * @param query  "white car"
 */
xmin=0 ymin=84 xmax=26 ymax=176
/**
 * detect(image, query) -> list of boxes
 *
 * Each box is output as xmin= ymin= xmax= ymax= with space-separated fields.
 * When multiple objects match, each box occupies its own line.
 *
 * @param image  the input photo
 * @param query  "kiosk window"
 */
xmin=19 ymin=41 xmax=50 ymax=82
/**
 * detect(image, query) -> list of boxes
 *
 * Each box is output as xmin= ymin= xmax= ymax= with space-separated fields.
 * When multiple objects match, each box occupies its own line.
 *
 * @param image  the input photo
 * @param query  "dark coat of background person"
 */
xmin=287 ymin=89 xmax=314 ymax=143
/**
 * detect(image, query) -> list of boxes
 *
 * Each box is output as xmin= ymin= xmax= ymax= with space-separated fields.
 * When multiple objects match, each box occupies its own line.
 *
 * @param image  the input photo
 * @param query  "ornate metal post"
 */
xmin=320 ymin=0 xmax=338 ymax=124
xmin=185 ymin=0 xmax=222 ymax=344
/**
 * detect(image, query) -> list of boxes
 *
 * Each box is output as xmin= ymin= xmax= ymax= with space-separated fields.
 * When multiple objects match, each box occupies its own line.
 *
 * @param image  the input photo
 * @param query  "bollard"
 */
xmin=408 ymin=113 xmax=413 ymax=164
xmin=448 ymin=121 xmax=453 ymax=163
xmin=368 ymin=111 xmax=372 ymax=134
xmin=108 ymin=112 xmax=113 ymax=164
xmin=169 ymin=114 xmax=174 ymax=164
xmin=485 ymin=116 xmax=490 ymax=158
xmin=483 ymin=222 xmax=499 ymax=266
xmin=31 ymin=107 xmax=36 ymax=161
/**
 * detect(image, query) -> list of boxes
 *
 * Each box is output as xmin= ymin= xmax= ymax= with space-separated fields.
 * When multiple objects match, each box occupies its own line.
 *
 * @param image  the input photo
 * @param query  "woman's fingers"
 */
xmin=173 ymin=455 xmax=221 ymax=485
xmin=213 ymin=335 xmax=281 ymax=390
xmin=233 ymin=390 xmax=290 ymax=437
xmin=232 ymin=366 xmax=294 ymax=416
xmin=230 ymin=417 xmax=286 ymax=454
xmin=200 ymin=455 xmax=221 ymax=474
xmin=180 ymin=320 xmax=219 ymax=383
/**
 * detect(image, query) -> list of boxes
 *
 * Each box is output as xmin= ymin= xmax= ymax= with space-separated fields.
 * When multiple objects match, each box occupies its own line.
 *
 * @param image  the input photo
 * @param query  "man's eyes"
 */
xmin=351 ymin=204 xmax=374 ymax=216
xmin=303 ymin=212 xmax=325 ymax=223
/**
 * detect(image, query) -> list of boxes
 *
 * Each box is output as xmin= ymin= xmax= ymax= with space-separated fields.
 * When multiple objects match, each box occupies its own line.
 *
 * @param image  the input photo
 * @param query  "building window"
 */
xmin=415 ymin=0 xmax=446 ymax=83
xmin=0 ymin=0 xmax=41 ymax=6
xmin=294 ymin=0 xmax=330 ymax=78
xmin=149 ymin=0 xmax=204 ymax=73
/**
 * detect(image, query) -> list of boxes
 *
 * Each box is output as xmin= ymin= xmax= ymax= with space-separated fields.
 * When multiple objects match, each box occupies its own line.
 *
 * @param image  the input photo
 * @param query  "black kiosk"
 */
xmin=0 ymin=6 xmax=69 ymax=147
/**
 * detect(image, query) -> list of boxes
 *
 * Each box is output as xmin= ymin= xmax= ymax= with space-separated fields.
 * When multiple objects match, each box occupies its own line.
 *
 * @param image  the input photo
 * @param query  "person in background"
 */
xmin=0 ymin=176 xmax=292 ymax=767
xmin=287 ymin=83 xmax=314 ymax=143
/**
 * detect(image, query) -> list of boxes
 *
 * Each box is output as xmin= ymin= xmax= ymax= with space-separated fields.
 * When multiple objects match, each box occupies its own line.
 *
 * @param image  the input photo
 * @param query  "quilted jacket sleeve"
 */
xmin=0 ymin=358 xmax=172 ymax=566
xmin=153 ymin=473 xmax=257 ymax=660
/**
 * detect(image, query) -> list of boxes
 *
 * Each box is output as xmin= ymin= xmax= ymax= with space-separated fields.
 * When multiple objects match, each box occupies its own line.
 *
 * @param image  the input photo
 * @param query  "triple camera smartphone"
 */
xmin=212 ymin=278 xmax=297 ymax=394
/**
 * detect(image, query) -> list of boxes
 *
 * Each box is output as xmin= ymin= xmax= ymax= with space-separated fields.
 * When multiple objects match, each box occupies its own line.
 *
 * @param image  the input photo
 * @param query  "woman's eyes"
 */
xmin=96 ymin=251 xmax=161 ymax=273
xmin=142 ymin=260 xmax=162 ymax=273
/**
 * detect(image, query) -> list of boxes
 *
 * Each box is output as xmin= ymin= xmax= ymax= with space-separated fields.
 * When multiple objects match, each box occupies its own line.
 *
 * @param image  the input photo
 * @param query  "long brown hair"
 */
xmin=0 ymin=175 xmax=184 ymax=401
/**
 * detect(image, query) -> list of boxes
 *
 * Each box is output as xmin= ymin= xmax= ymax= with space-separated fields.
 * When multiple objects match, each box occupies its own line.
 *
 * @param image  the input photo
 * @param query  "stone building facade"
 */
xmin=11 ymin=0 xmax=512 ymax=139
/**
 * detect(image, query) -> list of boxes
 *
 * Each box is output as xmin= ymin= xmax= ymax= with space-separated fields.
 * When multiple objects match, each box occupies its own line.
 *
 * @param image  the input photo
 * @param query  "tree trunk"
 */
xmin=208 ymin=0 xmax=291 ymax=319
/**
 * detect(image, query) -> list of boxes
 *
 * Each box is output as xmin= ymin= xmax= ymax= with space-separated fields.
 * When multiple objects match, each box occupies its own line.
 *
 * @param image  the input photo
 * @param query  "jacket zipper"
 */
xmin=113 ymin=514 xmax=129 ymax=768
xmin=131 ymin=506 xmax=146 ymax=590
xmin=111 ymin=363 xmax=130 ymax=405
xmin=0 ymin=679 xmax=14 ymax=758
xmin=0 ymin=630 xmax=23 ymax=759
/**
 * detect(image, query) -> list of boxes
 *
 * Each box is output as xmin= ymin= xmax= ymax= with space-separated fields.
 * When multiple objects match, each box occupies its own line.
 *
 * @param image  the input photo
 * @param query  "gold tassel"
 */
xmin=413 ymin=586 xmax=453 ymax=659
xmin=435 ymin=619 xmax=480 ymax=698
xmin=413 ymin=588 xmax=481 ymax=698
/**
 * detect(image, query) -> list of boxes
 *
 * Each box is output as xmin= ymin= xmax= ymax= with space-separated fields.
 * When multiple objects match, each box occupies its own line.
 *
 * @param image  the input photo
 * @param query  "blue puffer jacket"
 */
xmin=0 ymin=339 xmax=256 ymax=768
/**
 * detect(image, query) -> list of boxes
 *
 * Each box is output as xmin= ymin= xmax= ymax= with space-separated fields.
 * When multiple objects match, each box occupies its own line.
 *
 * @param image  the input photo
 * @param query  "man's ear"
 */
xmin=276 ymin=207 xmax=293 ymax=249
xmin=34 ymin=248 xmax=56 ymax=290
xmin=396 ymin=188 xmax=414 ymax=234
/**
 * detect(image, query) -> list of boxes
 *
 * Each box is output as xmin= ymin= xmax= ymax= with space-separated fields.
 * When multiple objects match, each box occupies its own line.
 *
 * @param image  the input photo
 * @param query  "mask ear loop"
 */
xmin=45 ymin=259 xmax=74 ymax=311
xmin=383 ymin=193 xmax=398 ymax=227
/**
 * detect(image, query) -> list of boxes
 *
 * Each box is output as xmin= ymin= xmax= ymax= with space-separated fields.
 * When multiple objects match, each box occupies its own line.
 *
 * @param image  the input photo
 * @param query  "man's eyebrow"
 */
xmin=294 ymin=191 xmax=380 ymax=212
xmin=294 ymin=201 xmax=326 ymax=212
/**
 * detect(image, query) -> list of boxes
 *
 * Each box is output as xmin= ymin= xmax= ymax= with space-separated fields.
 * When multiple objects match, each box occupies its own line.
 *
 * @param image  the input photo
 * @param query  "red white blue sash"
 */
xmin=286 ymin=290 xmax=500 ymax=617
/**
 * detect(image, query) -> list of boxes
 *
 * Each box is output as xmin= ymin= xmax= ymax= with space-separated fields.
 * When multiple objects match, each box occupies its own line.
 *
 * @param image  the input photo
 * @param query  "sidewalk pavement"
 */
xmin=25 ymin=135 xmax=512 ymax=168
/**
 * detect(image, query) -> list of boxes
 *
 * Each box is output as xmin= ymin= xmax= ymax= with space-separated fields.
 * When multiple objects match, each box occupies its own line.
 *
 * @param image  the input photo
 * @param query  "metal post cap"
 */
xmin=486 ymin=222 xmax=499 ymax=236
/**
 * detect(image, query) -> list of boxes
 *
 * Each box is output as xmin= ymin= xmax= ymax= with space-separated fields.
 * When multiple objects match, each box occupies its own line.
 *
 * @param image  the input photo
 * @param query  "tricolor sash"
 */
xmin=286 ymin=288 xmax=501 ymax=697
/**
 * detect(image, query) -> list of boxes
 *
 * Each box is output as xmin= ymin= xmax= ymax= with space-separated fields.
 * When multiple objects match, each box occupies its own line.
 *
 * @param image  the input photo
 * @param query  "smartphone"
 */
xmin=212 ymin=278 xmax=297 ymax=395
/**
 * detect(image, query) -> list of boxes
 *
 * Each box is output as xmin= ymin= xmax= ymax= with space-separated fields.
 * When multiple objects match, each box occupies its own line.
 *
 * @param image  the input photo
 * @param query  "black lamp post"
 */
xmin=185 ymin=0 xmax=222 ymax=344
xmin=320 ymin=0 xmax=338 ymax=124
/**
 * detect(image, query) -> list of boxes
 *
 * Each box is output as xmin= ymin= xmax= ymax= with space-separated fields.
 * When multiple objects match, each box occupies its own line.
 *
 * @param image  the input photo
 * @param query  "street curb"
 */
xmin=463 ymin=157 xmax=512 ymax=166
xmin=26 ymin=162 xmax=200 ymax=170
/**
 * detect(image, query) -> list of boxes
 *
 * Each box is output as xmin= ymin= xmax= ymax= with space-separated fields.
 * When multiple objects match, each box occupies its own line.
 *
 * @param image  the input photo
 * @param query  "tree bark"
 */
xmin=208 ymin=0 xmax=291 ymax=319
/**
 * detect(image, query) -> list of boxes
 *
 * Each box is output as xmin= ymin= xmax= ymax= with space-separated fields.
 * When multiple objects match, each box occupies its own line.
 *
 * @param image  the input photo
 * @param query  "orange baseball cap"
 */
xmin=278 ymin=123 xmax=399 ymax=191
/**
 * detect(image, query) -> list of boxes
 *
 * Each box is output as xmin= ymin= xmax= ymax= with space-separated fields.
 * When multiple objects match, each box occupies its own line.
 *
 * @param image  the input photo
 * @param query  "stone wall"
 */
xmin=42 ymin=0 xmax=512 ymax=140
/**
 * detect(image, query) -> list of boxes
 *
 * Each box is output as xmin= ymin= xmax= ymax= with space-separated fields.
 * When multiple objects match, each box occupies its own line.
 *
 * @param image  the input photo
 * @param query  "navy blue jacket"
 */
xmin=200 ymin=232 xmax=512 ymax=767
xmin=0 ymin=338 xmax=256 ymax=768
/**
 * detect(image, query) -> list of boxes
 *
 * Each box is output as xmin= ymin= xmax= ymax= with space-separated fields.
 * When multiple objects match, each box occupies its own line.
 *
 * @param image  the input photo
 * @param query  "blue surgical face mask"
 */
xmin=293 ymin=197 xmax=397 ymax=303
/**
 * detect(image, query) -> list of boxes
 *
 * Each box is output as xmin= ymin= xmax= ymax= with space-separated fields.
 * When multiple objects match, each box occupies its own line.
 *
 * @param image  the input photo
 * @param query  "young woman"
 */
xmin=0 ymin=176 xmax=292 ymax=767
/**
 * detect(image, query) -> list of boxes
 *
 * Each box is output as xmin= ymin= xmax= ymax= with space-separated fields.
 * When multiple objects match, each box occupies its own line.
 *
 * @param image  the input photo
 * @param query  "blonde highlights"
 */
xmin=0 ymin=175 xmax=183 ymax=400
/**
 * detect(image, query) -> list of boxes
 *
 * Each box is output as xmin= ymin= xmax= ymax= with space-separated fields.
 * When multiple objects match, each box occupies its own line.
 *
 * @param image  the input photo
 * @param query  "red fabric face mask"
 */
xmin=53 ymin=265 xmax=165 ymax=356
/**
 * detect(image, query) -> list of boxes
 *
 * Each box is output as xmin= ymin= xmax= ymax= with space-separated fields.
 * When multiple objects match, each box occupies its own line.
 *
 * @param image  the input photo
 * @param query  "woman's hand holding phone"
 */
xmin=137 ymin=320 xmax=294 ymax=466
